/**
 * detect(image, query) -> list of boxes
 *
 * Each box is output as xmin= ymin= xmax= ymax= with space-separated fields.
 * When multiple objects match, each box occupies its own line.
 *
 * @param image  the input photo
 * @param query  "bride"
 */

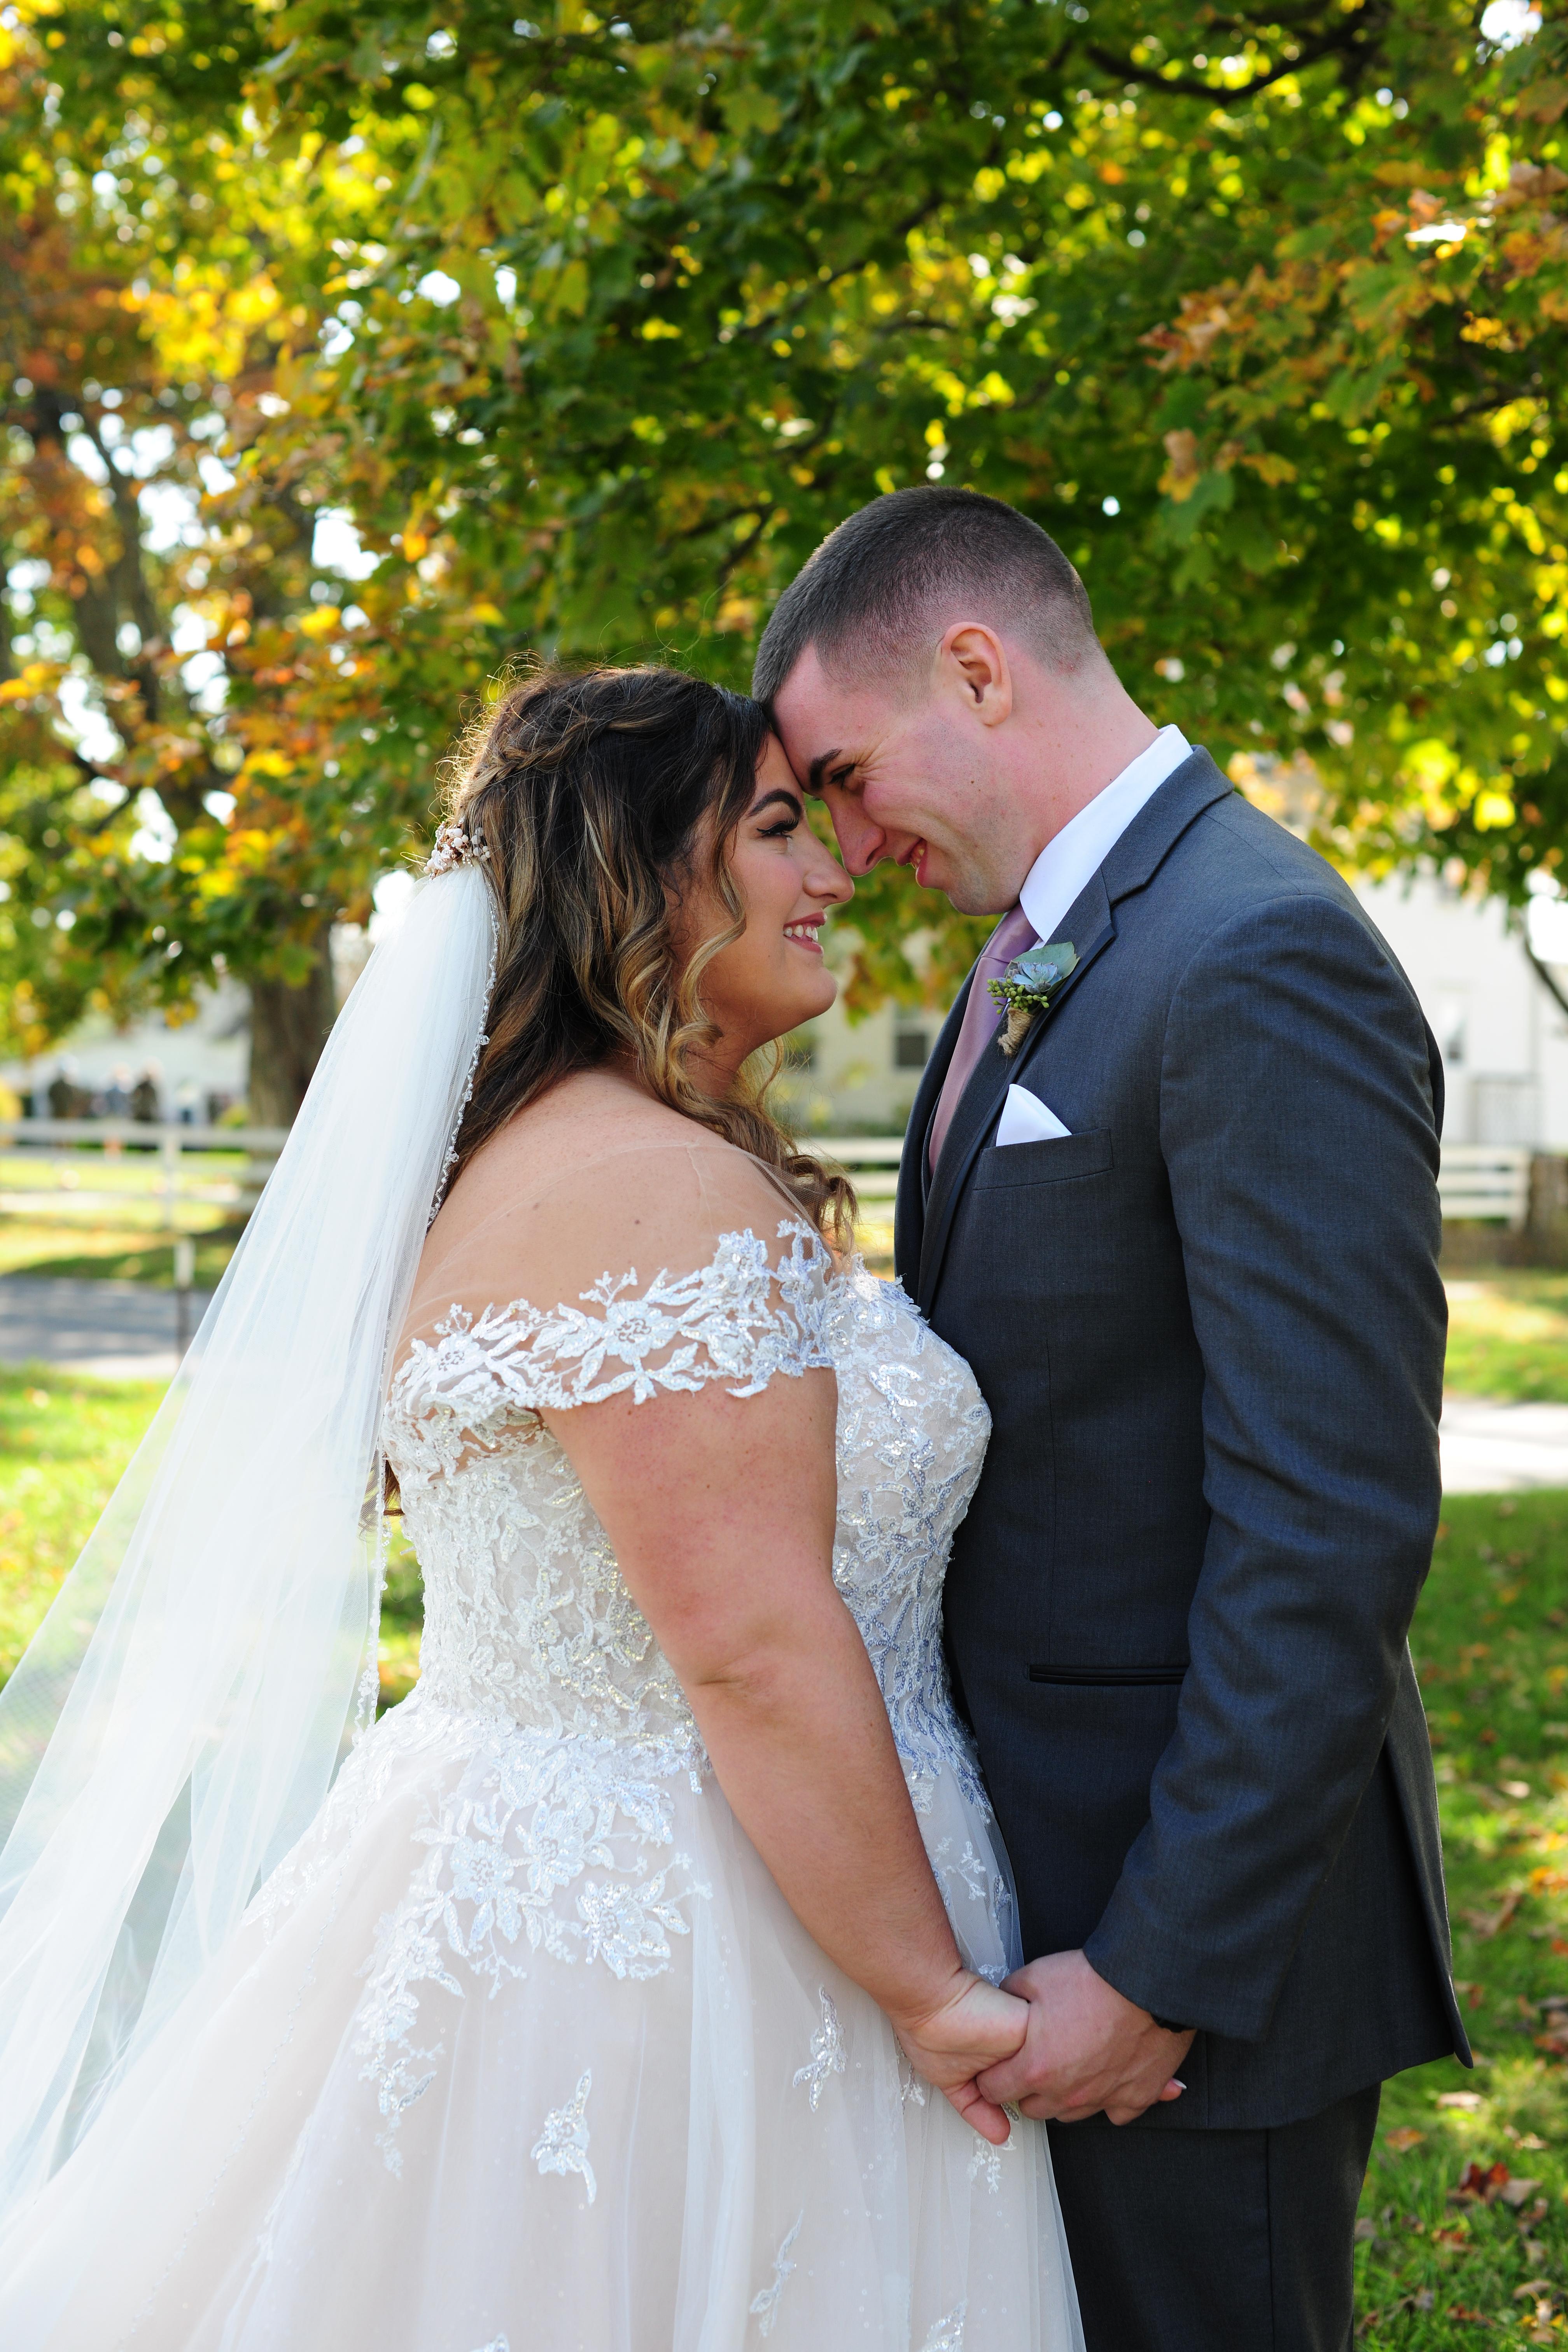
xmin=0 ymin=664 xmax=1086 ymax=2350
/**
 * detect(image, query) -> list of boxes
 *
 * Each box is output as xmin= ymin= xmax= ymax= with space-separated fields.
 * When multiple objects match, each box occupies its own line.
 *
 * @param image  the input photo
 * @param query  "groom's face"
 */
xmin=771 ymin=644 xmax=1020 ymax=917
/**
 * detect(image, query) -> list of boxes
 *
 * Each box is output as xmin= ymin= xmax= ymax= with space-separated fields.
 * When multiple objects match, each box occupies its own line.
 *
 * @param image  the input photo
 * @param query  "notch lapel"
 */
xmin=892 ymin=983 xmax=970 ymax=1284
xmin=913 ymin=747 xmax=1235 ymax=1316
xmin=917 ymin=875 xmax=1115 ymax=1314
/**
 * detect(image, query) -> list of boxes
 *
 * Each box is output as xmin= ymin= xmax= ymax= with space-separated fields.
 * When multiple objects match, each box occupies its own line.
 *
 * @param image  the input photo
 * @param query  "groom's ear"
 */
xmin=940 ymin=624 xmax=1013 ymax=727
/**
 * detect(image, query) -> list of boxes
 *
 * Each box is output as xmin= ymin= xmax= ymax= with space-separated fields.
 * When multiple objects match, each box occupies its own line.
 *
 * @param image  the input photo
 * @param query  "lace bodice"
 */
xmin=381 ymin=1222 xmax=992 ymax=1810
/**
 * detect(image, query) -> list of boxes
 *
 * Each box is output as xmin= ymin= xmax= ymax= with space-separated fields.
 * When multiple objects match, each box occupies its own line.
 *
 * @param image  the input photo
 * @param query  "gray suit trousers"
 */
xmin=1048 ymin=2086 xmax=1381 ymax=2351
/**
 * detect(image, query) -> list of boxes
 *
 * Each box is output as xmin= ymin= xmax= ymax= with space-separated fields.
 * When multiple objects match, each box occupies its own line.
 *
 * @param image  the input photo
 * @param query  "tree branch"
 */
xmin=1086 ymin=24 xmax=1367 ymax=106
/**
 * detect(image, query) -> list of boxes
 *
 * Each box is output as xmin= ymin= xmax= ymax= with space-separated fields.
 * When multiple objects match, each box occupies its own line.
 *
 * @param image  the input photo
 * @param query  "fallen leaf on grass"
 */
xmin=1446 ymin=2306 xmax=1494 ymax=2327
xmin=1439 ymin=2091 xmax=1485 ymax=2110
xmin=1385 ymin=2127 xmax=1426 ymax=2153
xmin=1354 ymin=2218 xmax=1378 ymax=2242
xmin=1452 ymin=2161 xmax=1511 ymax=2204
xmin=1465 ymin=1890 xmax=1524 ymax=1938
xmin=1498 ymin=2177 xmax=1542 ymax=2207
xmin=1358 ymin=2295 xmax=1436 ymax=2338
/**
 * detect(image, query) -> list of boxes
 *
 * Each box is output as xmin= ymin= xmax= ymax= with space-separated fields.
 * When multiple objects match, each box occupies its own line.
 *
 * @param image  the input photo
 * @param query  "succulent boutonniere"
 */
xmin=988 ymin=940 xmax=1079 ymax=1057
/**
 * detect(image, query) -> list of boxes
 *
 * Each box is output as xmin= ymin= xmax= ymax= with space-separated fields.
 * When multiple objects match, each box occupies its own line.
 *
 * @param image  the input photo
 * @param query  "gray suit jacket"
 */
xmin=896 ymin=749 xmax=1469 ymax=2130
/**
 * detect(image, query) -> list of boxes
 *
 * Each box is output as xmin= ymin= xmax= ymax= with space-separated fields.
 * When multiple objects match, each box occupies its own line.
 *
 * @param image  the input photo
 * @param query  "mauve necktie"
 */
xmin=926 ymin=902 xmax=1038 ymax=1177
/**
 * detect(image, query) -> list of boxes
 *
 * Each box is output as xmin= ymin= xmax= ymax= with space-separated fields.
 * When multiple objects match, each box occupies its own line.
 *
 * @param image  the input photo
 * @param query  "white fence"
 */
xmin=804 ymin=1134 xmax=1538 ymax=1230
xmin=0 ymin=1119 xmax=290 ymax=1226
xmin=798 ymin=1136 xmax=905 ymax=1205
xmin=0 ymin=1123 xmax=1538 ymax=1232
xmin=1436 ymin=1143 xmax=1533 ymax=1229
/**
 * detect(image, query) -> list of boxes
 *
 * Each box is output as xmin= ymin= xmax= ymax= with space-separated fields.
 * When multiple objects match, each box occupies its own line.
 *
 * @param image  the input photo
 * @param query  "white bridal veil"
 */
xmin=0 ymin=859 xmax=497 ymax=2230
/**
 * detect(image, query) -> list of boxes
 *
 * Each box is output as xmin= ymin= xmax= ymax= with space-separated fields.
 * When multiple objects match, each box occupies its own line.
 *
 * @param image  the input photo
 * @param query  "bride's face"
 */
xmin=679 ymin=733 xmax=854 ymax=1074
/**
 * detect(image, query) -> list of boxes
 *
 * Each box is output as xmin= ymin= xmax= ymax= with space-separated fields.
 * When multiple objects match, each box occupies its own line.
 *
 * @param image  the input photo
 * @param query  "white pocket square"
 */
xmin=994 ymin=1085 xmax=1072 ymax=1147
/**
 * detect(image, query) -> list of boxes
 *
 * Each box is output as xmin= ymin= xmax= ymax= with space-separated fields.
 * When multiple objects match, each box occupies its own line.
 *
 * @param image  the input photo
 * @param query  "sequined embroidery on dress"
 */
xmin=748 ymin=2213 xmax=805 ymax=2337
xmin=821 ymin=1267 xmax=994 ymax=1815
xmin=530 ymin=2069 xmax=597 ymax=2204
xmin=319 ymin=1223 xmax=996 ymax=2174
xmin=791 ymin=1988 xmax=846 ymax=2111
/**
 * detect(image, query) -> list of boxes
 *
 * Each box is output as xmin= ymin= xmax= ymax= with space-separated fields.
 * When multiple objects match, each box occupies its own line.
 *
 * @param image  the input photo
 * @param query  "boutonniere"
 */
xmin=988 ymin=940 xmax=1079 ymax=1057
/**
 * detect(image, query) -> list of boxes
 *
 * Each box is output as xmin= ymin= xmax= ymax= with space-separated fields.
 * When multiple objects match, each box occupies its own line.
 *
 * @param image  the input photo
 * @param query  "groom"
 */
xmin=756 ymin=487 xmax=1468 ymax=2349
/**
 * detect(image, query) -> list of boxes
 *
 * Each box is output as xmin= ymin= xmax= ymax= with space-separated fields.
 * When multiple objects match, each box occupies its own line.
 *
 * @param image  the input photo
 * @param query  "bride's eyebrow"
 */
xmin=748 ymin=786 xmax=803 ymax=819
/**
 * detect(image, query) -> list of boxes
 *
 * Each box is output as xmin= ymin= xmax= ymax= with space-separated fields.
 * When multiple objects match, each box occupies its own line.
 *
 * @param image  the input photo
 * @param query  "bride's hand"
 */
xmin=892 ymin=1969 xmax=1031 ymax=2147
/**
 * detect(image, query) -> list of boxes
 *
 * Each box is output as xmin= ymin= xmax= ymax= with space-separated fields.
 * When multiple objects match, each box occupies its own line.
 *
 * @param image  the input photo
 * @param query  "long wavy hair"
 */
xmin=437 ymin=663 xmax=854 ymax=1245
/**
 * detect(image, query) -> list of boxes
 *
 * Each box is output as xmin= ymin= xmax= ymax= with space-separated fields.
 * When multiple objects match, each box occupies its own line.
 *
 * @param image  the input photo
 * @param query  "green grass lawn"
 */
xmin=0 ymin=1362 xmax=422 ymax=1704
xmin=0 ymin=1213 xmax=240 ymax=1281
xmin=1444 ymin=1272 xmax=1568 ymax=1405
xmin=1363 ymin=1488 xmax=1568 ymax=2343
xmin=0 ymin=1364 xmax=166 ymax=1683
xmin=12 ymin=1363 xmax=1568 ymax=2338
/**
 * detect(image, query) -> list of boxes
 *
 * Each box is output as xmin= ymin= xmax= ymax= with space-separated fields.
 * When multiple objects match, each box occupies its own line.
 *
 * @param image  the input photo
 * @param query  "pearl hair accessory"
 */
xmin=424 ymin=820 xmax=492 ymax=878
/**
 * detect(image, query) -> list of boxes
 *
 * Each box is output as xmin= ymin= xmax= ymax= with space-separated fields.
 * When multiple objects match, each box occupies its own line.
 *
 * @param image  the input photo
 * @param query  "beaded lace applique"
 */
xmin=821 ymin=1267 xmax=994 ymax=1815
xmin=531 ymin=2068 xmax=597 ymax=2204
xmin=322 ymin=1229 xmax=997 ymax=2175
xmin=791 ymin=1987 xmax=846 ymax=2111
xmin=349 ymin=1702 xmax=713 ymax=2170
xmin=748 ymin=2213 xmax=804 ymax=2337
xmin=387 ymin=1223 xmax=834 ymax=1448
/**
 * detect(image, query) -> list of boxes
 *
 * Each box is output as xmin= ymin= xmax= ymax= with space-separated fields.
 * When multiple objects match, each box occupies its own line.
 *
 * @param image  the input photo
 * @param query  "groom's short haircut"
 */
xmin=752 ymin=486 xmax=1101 ymax=704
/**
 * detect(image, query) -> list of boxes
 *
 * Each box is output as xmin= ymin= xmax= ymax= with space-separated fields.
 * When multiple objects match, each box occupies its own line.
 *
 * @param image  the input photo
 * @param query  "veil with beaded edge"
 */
xmin=0 ymin=856 xmax=497 ymax=2232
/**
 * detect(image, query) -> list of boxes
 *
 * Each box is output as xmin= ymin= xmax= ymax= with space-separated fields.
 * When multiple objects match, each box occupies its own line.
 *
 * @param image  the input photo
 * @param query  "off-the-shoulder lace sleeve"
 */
xmin=384 ymin=1220 xmax=834 ymax=1486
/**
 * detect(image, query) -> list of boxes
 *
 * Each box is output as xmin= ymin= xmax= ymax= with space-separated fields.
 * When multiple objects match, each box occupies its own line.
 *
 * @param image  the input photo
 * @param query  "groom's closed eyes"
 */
xmin=806 ymin=750 xmax=860 ymax=796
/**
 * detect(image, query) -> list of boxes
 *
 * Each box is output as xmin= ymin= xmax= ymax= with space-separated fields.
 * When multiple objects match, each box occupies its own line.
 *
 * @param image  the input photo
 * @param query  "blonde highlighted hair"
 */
xmin=438 ymin=663 xmax=854 ymax=1246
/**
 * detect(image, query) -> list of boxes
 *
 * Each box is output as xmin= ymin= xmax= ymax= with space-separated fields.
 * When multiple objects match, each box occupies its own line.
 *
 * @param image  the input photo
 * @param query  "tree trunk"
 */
xmin=246 ymin=936 xmax=337 ymax=1128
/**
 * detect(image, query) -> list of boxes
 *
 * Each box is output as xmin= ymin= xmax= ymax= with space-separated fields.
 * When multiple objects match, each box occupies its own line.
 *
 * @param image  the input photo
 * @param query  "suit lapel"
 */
xmin=914 ymin=748 xmax=1235 ymax=1316
xmin=916 ymin=876 xmax=1114 ymax=1314
xmin=893 ymin=979 xmax=970 ymax=1284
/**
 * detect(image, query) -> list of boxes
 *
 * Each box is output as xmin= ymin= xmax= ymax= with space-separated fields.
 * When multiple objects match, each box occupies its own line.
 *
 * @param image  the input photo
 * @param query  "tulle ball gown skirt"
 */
xmin=0 ymin=1687 xmax=1081 ymax=2352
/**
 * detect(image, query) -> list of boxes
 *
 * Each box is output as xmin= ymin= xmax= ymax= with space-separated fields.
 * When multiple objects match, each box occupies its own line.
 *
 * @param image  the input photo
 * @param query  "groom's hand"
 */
xmin=975 ymin=1950 xmax=1194 ymax=2126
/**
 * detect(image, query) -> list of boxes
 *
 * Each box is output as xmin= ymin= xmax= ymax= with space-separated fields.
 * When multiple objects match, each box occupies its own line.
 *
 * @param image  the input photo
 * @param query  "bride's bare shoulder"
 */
xmin=401 ymin=1072 xmax=802 ymax=1353
xmin=440 ymin=1069 xmax=759 ymax=1224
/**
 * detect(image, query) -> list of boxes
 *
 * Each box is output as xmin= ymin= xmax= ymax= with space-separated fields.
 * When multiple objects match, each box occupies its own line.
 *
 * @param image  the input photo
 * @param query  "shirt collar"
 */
xmin=1017 ymin=724 xmax=1192 ymax=946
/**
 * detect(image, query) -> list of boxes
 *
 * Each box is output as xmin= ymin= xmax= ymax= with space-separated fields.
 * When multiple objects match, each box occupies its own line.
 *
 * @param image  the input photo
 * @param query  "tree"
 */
xmin=0 ymin=7 xmax=466 ymax=1111
xmin=4 ymin=0 xmax=1567 ymax=1096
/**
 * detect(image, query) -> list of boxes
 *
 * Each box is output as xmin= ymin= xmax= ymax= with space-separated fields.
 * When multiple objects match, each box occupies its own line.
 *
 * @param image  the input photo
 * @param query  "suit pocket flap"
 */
xmin=974 ymin=1127 xmax=1113 ymax=1190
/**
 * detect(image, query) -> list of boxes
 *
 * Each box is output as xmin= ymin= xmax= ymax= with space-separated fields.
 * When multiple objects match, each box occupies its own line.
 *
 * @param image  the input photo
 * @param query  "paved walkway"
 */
xmin=0 ymin=1276 xmax=214 ymax=1381
xmin=5 ymin=1275 xmax=1568 ymax=1491
xmin=1438 ymin=1395 xmax=1568 ymax=1494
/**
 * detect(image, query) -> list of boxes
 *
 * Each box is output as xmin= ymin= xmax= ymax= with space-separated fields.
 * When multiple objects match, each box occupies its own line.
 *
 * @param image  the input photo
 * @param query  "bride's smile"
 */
xmin=673 ymin=731 xmax=853 ymax=1090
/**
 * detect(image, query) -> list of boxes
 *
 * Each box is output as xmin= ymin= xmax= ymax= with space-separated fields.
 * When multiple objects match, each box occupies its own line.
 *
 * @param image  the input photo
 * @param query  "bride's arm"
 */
xmin=545 ymin=1367 xmax=1027 ymax=2144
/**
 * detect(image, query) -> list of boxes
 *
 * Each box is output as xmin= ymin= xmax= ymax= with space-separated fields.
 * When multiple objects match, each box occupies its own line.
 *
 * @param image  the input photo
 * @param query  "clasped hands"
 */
xmin=895 ymin=1950 xmax=1193 ymax=2146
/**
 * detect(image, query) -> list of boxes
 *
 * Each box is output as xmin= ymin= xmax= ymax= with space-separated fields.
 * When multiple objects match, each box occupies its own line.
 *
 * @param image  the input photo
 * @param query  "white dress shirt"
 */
xmin=1017 ymin=724 xmax=1192 ymax=947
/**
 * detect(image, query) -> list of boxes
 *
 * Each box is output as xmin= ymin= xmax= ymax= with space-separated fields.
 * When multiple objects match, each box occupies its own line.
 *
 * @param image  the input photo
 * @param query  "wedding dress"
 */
xmin=0 ymin=1136 xmax=1080 ymax=2352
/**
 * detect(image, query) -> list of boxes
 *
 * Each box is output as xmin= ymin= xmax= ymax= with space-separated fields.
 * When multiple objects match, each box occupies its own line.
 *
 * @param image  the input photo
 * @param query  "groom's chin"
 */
xmin=939 ymin=877 xmax=1005 ymax=917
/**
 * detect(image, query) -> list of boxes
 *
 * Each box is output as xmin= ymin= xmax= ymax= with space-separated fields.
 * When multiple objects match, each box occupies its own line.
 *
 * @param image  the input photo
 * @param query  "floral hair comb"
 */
xmin=424 ymin=821 xmax=492 ymax=878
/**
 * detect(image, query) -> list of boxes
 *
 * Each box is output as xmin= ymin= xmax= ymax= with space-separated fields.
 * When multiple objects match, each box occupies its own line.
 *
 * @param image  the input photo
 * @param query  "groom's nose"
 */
xmin=821 ymin=787 xmax=886 ymax=875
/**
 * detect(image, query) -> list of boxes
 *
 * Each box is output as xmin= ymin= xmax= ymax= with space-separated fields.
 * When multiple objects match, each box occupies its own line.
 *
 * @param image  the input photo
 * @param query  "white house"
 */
xmin=1358 ymin=872 xmax=1568 ymax=1150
